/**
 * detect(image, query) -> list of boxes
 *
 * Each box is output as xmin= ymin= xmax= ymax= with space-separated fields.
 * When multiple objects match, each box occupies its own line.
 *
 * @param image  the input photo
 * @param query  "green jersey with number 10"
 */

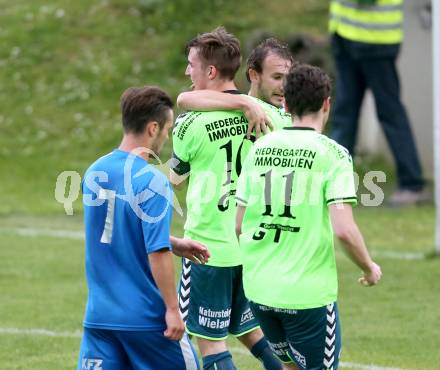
xmin=172 ymin=94 xmax=291 ymax=267
xmin=236 ymin=127 xmax=357 ymax=309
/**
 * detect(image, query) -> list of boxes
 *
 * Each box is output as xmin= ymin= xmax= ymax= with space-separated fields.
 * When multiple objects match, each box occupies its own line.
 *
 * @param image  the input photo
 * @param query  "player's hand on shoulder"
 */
xmin=164 ymin=307 xmax=185 ymax=341
xmin=358 ymin=262 xmax=382 ymax=287
xmin=243 ymin=98 xmax=273 ymax=138
xmin=172 ymin=237 xmax=210 ymax=264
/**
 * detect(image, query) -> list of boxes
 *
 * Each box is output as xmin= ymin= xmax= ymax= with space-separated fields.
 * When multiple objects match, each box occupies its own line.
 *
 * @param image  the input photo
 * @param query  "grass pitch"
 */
xmin=1 ymin=1 xmax=439 ymax=369
xmin=1 ymin=206 xmax=439 ymax=370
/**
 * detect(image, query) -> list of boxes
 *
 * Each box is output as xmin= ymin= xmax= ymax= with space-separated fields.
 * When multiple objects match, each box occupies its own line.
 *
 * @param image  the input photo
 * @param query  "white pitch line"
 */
xmin=0 ymin=327 xmax=81 ymax=338
xmin=371 ymin=250 xmax=425 ymax=260
xmin=0 ymin=227 xmax=427 ymax=261
xmin=0 ymin=327 xmax=407 ymax=370
xmin=339 ymin=363 xmax=407 ymax=370
xmin=228 ymin=347 xmax=406 ymax=370
xmin=0 ymin=227 xmax=84 ymax=240
xmin=335 ymin=249 xmax=425 ymax=261
xmin=0 ymin=227 xmax=415 ymax=370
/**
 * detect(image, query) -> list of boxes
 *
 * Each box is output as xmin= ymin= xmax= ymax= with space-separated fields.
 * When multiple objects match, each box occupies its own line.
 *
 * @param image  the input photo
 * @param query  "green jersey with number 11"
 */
xmin=236 ymin=127 xmax=357 ymax=308
xmin=172 ymin=94 xmax=291 ymax=267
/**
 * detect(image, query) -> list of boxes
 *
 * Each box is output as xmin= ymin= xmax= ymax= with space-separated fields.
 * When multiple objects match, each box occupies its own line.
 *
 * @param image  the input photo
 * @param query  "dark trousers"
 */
xmin=331 ymin=34 xmax=424 ymax=191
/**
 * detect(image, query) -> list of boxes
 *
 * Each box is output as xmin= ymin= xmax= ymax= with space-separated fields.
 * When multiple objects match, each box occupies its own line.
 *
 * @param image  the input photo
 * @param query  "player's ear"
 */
xmin=322 ymin=96 xmax=331 ymax=113
xmin=146 ymin=121 xmax=159 ymax=137
xmin=248 ymin=68 xmax=260 ymax=83
xmin=207 ymin=65 xmax=218 ymax=80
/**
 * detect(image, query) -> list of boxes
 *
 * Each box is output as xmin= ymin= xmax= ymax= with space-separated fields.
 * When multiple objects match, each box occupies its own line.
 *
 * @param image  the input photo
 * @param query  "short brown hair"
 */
xmin=246 ymin=38 xmax=295 ymax=82
xmin=284 ymin=64 xmax=331 ymax=118
xmin=186 ymin=27 xmax=241 ymax=80
xmin=120 ymin=86 xmax=173 ymax=134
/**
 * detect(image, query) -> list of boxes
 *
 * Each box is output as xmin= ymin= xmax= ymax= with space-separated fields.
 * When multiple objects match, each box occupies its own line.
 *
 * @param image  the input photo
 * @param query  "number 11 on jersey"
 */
xmin=252 ymin=170 xmax=299 ymax=243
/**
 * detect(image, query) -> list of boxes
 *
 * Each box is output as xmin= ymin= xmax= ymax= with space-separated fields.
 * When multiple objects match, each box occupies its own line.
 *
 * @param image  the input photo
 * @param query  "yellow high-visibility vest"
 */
xmin=329 ymin=0 xmax=403 ymax=44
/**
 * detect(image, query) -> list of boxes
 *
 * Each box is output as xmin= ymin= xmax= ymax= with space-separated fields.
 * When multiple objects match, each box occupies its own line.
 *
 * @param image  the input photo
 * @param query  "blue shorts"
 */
xmin=77 ymin=327 xmax=199 ymax=370
xmin=179 ymin=261 xmax=259 ymax=340
xmin=249 ymin=302 xmax=341 ymax=370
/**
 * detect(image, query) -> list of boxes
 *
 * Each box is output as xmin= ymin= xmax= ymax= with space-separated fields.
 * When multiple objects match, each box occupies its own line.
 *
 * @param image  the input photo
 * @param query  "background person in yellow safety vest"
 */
xmin=329 ymin=0 xmax=428 ymax=207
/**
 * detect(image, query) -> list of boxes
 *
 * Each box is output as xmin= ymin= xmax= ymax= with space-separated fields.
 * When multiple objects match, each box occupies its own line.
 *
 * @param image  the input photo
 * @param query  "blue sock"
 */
xmin=250 ymin=338 xmax=283 ymax=370
xmin=202 ymin=351 xmax=236 ymax=370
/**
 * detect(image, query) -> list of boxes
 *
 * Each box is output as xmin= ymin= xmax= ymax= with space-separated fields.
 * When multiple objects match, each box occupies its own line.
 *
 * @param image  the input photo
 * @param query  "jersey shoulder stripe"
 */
xmin=173 ymin=111 xmax=203 ymax=141
xmin=316 ymin=134 xmax=352 ymax=163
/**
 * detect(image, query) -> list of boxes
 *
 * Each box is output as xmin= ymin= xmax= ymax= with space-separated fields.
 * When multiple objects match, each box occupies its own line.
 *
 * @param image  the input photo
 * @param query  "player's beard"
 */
xmin=150 ymin=139 xmax=162 ymax=157
xmin=258 ymin=81 xmax=283 ymax=108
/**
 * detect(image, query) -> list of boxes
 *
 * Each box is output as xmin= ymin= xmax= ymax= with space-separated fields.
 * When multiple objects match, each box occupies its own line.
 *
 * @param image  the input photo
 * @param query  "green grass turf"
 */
xmin=1 ymin=1 xmax=438 ymax=369
xmin=0 ymin=0 xmax=328 ymax=216
xmin=1 ymin=206 xmax=439 ymax=369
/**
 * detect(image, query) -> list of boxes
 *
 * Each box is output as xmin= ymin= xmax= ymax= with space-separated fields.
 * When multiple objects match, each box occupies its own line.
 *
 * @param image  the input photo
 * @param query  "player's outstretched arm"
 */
xmin=329 ymin=203 xmax=382 ymax=286
xmin=148 ymin=250 xmax=185 ymax=340
xmin=177 ymin=90 xmax=272 ymax=138
xmin=170 ymin=236 xmax=210 ymax=264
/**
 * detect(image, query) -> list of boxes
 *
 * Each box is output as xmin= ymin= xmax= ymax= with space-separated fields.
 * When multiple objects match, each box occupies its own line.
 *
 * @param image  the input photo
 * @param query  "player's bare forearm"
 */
xmin=148 ymin=250 xmax=179 ymax=310
xmin=149 ymin=249 xmax=184 ymax=340
xmin=170 ymin=236 xmax=210 ymax=264
xmin=338 ymin=226 xmax=373 ymax=270
xmin=329 ymin=204 xmax=382 ymax=285
xmin=177 ymin=91 xmax=271 ymax=137
xmin=177 ymin=90 xmax=244 ymax=111
xmin=332 ymin=211 xmax=372 ymax=270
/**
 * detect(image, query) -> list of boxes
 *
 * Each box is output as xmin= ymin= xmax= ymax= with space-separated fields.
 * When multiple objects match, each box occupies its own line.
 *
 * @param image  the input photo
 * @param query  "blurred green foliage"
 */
xmin=0 ymin=0 xmax=328 ymax=215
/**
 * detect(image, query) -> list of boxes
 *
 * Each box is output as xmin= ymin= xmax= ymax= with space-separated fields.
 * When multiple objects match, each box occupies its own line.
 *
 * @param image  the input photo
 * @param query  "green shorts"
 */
xmin=179 ymin=260 xmax=259 ymax=340
xmin=249 ymin=302 xmax=341 ymax=370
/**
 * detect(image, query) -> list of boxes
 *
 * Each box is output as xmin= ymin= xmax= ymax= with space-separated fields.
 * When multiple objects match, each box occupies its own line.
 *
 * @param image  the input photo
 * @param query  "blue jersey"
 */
xmin=81 ymin=149 xmax=173 ymax=331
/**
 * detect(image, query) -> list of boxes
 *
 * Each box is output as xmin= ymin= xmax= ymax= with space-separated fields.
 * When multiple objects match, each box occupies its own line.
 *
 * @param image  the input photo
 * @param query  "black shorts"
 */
xmin=179 ymin=261 xmax=259 ymax=340
xmin=249 ymin=302 xmax=341 ymax=370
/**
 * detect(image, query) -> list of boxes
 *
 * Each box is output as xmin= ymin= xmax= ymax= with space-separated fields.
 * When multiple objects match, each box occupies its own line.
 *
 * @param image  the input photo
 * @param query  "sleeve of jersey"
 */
xmin=235 ymin=148 xmax=254 ymax=207
xmin=171 ymin=113 xmax=200 ymax=176
xmin=140 ymin=178 xmax=173 ymax=254
xmin=325 ymin=152 xmax=358 ymax=206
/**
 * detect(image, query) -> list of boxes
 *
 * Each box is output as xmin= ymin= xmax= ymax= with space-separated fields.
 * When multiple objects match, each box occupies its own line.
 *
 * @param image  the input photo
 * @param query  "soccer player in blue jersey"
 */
xmin=77 ymin=86 xmax=208 ymax=370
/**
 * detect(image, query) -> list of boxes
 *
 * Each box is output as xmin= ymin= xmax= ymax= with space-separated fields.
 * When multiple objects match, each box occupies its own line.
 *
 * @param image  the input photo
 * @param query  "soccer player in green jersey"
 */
xmin=235 ymin=64 xmax=382 ymax=370
xmin=171 ymin=28 xmax=283 ymax=370
xmin=176 ymin=38 xmax=294 ymax=135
